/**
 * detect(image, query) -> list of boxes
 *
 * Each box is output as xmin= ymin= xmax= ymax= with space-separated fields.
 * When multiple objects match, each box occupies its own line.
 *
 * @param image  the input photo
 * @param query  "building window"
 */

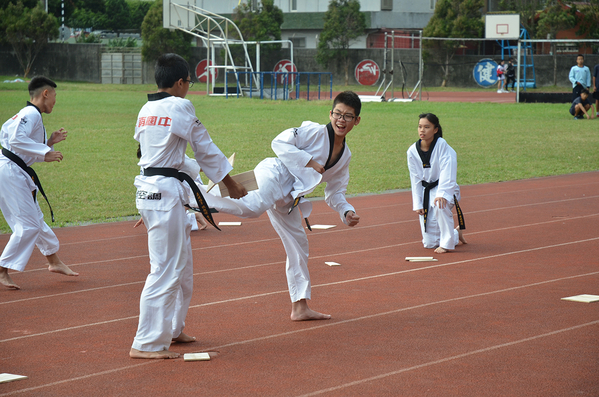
xmin=381 ymin=0 xmax=392 ymax=11
xmin=290 ymin=0 xmax=297 ymax=11
xmin=430 ymin=0 xmax=437 ymax=9
xmin=289 ymin=37 xmax=306 ymax=48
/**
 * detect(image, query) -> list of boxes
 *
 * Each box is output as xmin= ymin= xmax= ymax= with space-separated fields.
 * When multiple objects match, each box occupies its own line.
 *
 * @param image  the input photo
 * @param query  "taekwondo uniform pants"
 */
xmin=0 ymin=163 xmax=59 ymax=272
xmin=132 ymin=203 xmax=193 ymax=352
xmin=205 ymin=158 xmax=312 ymax=302
xmin=420 ymin=186 xmax=460 ymax=251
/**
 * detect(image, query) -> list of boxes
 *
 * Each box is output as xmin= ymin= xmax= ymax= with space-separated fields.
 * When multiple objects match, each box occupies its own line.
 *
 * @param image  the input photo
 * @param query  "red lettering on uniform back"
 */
xmin=158 ymin=117 xmax=171 ymax=127
xmin=137 ymin=117 xmax=147 ymax=127
xmin=146 ymin=116 xmax=157 ymax=126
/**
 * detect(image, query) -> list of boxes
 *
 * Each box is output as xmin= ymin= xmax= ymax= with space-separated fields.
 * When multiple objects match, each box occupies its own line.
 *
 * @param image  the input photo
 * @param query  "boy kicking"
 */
xmin=130 ymin=53 xmax=246 ymax=359
xmin=204 ymin=91 xmax=362 ymax=321
xmin=0 ymin=76 xmax=78 ymax=290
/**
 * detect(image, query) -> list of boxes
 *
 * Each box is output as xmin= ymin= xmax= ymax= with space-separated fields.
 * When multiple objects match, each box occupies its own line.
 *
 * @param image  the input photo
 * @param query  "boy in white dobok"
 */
xmin=407 ymin=113 xmax=466 ymax=254
xmin=130 ymin=53 xmax=246 ymax=359
xmin=0 ymin=76 xmax=78 ymax=290
xmin=205 ymin=91 xmax=362 ymax=321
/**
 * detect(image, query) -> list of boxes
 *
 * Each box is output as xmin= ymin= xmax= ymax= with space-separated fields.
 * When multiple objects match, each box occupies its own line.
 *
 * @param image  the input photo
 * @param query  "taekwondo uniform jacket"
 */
xmin=271 ymin=121 xmax=355 ymax=224
xmin=407 ymin=137 xmax=460 ymax=212
xmin=134 ymin=93 xmax=232 ymax=212
xmin=0 ymin=103 xmax=53 ymax=193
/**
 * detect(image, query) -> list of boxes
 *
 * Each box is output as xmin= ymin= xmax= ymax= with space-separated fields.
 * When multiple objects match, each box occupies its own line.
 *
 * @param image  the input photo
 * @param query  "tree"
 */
xmin=536 ymin=0 xmax=576 ymax=85
xmin=316 ymin=0 xmax=366 ymax=86
xmin=0 ymin=1 xmax=59 ymax=77
xmin=128 ymin=0 xmax=152 ymax=30
xmin=104 ymin=0 xmax=130 ymax=35
xmin=141 ymin=0 xmax=191 ymax=63
xmin=232 ymin=0 xmax=284 ymax=69
xmin=498 ymin=0 xmax=545 ymax=39
xmin=576 ymin=0 xmax=599 ymax=52
xmin=423 ymin=0 xmax=484 ymax=87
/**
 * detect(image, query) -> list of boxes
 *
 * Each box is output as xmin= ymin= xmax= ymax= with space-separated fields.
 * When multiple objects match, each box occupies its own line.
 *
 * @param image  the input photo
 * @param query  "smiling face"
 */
xmin=418 ymin=116 xmax=438 ymax=147
xmin=329 ymin=103 xmax=360 ymax=142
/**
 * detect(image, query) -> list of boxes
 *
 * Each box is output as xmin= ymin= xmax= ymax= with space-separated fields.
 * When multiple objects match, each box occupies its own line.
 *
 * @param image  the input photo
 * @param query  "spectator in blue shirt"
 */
xmin=569 ymin=54 xmax=591 ymax=101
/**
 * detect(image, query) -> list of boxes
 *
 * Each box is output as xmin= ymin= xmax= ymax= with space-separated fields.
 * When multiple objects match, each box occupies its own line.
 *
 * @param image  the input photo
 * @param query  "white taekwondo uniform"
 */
xmin=205 ymin=121 xmax=355 ymax=302
xmin=0 ymin=103 xmax=59 ymax=272
xmin=132 ymin=92 xmax=232 ymax=352
xmin=407 ymin=136 xmax=461 ymax=250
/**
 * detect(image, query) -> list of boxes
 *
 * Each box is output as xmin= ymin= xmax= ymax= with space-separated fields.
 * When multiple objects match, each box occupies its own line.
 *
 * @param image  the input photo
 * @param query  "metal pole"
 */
xmin=419 ymin=30 xmax=422 ymax=101
xmin=391 ymin=30 xmax=395 ymax=99
xmin=516 ymin=40 xmax=521 ymax=103
xmin=61 ymin=0 xmax=64 ymax=43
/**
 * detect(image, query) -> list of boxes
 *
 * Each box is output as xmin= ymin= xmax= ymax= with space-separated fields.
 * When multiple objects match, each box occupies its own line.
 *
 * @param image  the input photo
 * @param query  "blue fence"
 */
xmin=224 ymin=72 xmax=333 ymax=100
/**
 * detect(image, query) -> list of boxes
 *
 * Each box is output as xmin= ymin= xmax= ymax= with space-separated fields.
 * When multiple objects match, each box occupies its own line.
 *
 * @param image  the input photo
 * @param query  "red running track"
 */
xmin=1 ymin=172 xmax=598 ymax=396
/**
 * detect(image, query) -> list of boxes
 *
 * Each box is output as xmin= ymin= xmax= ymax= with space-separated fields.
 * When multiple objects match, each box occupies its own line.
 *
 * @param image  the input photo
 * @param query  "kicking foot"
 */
xmin=195 ymin=213 xmax=208 ymax=230
xmin=172 ymin=332 xmax=196 ymax=343
xmin=46 ymin=254 xmax=79 ymax=277
xmin=0 ymin=267 xmax=20 ymax=290
xmin=434 ymin=247 xmax=448 ymax=254
xmin=291 ymin=299 xmax=331 ymax=321
xmin=457 ymin=227 xmax=468 ymax=245
xmin=130 ymin=348 xmax=180 ymax=359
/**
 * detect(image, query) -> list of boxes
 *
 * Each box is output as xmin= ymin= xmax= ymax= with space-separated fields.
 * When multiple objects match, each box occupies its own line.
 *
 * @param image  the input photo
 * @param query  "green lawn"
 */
xmin=0 ymin=78 xmax=597 ymax=233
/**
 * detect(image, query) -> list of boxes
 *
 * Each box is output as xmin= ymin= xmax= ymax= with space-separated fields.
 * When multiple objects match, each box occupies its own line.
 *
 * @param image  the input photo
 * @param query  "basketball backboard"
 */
xmin=485 ymin=14 xmax=520 ymax=40
xmin=163 ymin=0 xmax=195 ymax=30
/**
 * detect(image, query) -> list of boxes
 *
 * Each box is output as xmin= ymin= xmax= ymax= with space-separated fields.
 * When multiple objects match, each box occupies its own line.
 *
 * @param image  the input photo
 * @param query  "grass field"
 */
xmin=0 ymin=78 xmax=597 ymax=233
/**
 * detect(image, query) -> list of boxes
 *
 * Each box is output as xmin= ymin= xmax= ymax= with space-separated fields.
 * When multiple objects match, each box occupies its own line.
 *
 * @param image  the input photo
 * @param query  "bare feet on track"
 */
xmin=172 ymin=332 xmax=197 ymax=343
xmin=47 ymin=254 xmax=79 ymax=277
xmin=290 ymin=299 xmax=331 ymax=321
xmin=0 ymin=267 xmax=20 ymax=289
xmin=130 ymin=348 xmax=180 ymax=359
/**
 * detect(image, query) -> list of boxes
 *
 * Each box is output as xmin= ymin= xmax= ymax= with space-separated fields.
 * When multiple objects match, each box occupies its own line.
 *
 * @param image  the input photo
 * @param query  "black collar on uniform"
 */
xmin=416 ymin=135 xmax=439 ymax=169
xmin=324 ymin=122 xmax=345 ymax=170
xmin=26 ymin=101 xmax=42 ymax=114
xmin=148 ymin=92 xmax=172 ymax=101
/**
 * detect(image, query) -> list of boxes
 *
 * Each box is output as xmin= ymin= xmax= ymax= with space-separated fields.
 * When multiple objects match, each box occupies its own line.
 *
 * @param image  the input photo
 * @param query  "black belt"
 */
xmin=2 ymin=147 xmax=54 ymax=222
xmin=421 ymin=180 xmax=465 ymax=232
xmin=143 ymin=167 xmax=220 ymax=231
xmin=288 ymin=195 xmax=312 ymax=231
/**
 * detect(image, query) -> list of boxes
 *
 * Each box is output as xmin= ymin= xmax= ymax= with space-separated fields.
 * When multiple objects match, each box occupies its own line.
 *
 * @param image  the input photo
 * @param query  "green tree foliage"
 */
xmin=232 ymin=0 xmax=284 ymax=69
xmin=68 ymin=1 xmax=106 ymax=30
xmin=576 ymin=0 xmax=599 ymax=50
xmin=316 ymin=0 xmax=366 ymax=86
xmin=498 ymin=0 xmax=545 ymax=38
xmin=536 ymin=1 xmax=577 ymax=85
xmin=0 ymin=0 xmax=37 ymax=9
xmin=0 ymin=1 xmax=59 ymax=77
xmin=128 ymin=0 xmax=152 ymax=30
xmin=104 ymin=0 xmax=130 ymax=35
xmin=141 ymin=0 xmax=191 ymax=63
xmin=423 ymin=0 xmax=484 ymax=87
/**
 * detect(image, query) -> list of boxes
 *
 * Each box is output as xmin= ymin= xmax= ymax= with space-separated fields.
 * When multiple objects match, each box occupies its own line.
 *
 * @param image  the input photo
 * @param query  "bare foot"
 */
xmin=194 ymin=213 xmax=208 ymax=230
xmin=129 ymin=348 xmax=180 ymax=359
xmin=457 ymin=227 xmax=467 ymax=244
xmin=434 ymin=247 xmax=448 ymax=254
xmin=0 ymin=267 xmax=20 ymax=290
xmin=290 ymin=299 xmax=331 ymax=321
xmin=46 ymin=254 xmax=79 ymax=277
xmin=172 ymin=332 xmax=196 ymax=343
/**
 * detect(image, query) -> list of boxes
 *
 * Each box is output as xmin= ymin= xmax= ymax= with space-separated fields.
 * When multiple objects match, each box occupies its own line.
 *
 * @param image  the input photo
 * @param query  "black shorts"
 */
xmin=593 ymin=91 xmax=599 ymax=101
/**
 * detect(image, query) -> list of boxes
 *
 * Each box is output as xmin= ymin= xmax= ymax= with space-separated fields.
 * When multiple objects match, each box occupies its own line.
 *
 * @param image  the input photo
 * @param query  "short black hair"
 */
xmin=581 ymin=88 xmax=590 ymax=96
xmin=154 ymin=53 xmax=190 ymax=89
xmin=28 ymin=76 xmax=56 ymax=98
xmin=332 ymin=91 xmax=361 ymax=117
xmin=577 ymin=54 xmax=584 ymax=59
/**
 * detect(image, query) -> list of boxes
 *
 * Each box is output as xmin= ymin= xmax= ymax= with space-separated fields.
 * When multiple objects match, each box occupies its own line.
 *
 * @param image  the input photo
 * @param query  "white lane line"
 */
xmin=295 ymin=320 xmax=599 ymax=397
xmin=2 ymin=279 xmax=598 ymax=396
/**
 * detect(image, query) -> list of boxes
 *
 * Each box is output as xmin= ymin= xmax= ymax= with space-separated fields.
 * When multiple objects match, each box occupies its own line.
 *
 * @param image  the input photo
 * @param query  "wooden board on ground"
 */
xmin=310 ymin=225 xmax=336 ymax=230
xmin=0 ymin=373 xmax=28 ymax=384
xmin=561 ymin=294 xmax=599 ymax=303
xmin=184 ymin=352 xmax=211 ymax=362
xmin=325 ymin=262 xmax=341 ymax=266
